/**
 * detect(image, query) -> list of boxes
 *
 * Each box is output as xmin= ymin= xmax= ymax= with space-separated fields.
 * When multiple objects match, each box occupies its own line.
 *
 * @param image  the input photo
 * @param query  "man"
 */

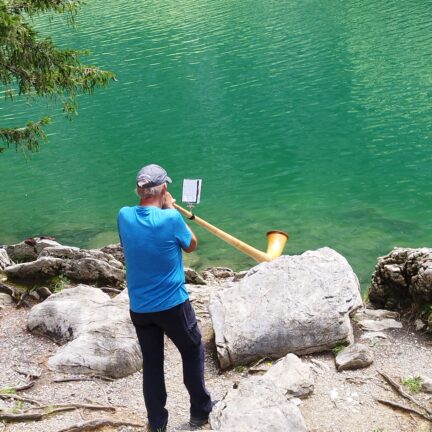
xmin=117 ymin=164 xmax=213 ymax=432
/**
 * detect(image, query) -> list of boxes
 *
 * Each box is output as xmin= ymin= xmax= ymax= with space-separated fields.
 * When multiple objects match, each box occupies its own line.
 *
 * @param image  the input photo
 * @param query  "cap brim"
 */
xmin=166 ymin=176 xmax=172 ymax=184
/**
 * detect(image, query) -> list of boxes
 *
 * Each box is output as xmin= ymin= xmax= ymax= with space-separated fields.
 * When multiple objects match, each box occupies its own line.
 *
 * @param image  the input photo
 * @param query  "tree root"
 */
xmin=56 ymin=418 xmax=145 ymax=432
xmin=378 ymin=371 xmax=432 ymax=416
xmin=376 ymin=399 xmax=432 ymax=422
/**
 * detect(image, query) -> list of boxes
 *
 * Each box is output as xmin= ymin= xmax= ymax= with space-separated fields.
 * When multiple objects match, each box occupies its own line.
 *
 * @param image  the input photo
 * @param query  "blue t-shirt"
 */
xmin=117 ymin=206 xmax=192 ymax=313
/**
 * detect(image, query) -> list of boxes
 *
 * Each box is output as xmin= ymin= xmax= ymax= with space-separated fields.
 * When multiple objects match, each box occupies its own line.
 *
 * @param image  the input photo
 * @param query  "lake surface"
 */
xmin=1 ymin=0 xmax=431 ymax=291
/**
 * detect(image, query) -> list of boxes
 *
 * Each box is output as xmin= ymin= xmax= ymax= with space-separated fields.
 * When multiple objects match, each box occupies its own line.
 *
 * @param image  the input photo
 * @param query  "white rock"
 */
xmin=209 ymin=248 xmax=362 ymax=369
xmin=0 ymin=293 xmax=13 ymax=308
xmin=360 ymin=332 xmax=388 ymax=340
xmin=358 ymin=318 xmax=402 ymax=332
xmin=0 ymin=248 xmax=13 ymax=270
xmin=263 ymin=353 xmax=314 ymax=398
xmin=210 ymin=377 xmax=307 ymax=432
xmin=27 ymin=286 xmax=141 ymax=378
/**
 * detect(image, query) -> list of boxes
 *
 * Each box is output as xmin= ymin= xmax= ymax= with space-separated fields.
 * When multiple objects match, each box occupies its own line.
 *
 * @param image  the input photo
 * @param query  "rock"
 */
xmin=263 ymin=353 xmax=314 ymax=398
xmin=414 ymin=319 xmax=426 ymax=332
xmin=335 ymin=343 xmax=373 ymax=371
xmin=5 ymin=255 xmax=125 ymax=287
xmin=0 ymin=293 xmax=13 ymax=308
xmin=202 ymin=267 xmax=235 ymax=283
xmin=209 ymin=248 xmax=362 ymax=369
xmin=35 ymin=286 xmax=52 ymax=300
xmin=184 ymin=268 xmax=207 ymax=285
xmin=421 ymin=376 xmax=432 ymax=393
xmin=210 ymin=376 xmax=307 ymax=432
xmin=0 ymin=248 xmax=14 ymax=270
xmin=6 ymin=237 xmax=61 ymax=262
xmin=354 ymin=308 xmax=399 ymax=320
xmin=100 ymin=243 xmax=124 ymax=265
xmin=358 ymin=318 xmax=402 ymax=332
xmin=40 ymin=246 xmax=123 ymax=269
xmin=368 ymin=248 xmax=432 ymax=310
xmin=360 ymin=331 xmax=388 ymax=340
xmin=27 ymin=285 xmax=141 ymax=378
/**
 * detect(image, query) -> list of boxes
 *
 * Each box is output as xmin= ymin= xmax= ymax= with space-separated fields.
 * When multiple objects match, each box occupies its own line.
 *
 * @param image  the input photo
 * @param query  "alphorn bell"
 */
xmin=173 ymin=203 xmax=288 ymax=263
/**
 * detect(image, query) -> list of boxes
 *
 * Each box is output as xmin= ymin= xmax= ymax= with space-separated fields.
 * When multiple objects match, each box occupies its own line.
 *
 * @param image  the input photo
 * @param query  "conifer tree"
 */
xmin=0 ymin=0 xmax=115 ymax=154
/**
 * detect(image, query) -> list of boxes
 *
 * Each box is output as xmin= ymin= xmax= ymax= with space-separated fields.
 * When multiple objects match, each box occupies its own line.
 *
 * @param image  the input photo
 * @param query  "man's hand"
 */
xmin=162 ymin=191 xmax=176 ymax=209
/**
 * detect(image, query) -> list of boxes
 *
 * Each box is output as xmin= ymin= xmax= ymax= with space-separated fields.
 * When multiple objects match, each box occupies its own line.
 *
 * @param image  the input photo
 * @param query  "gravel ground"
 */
xmin=0 ymin=291 xmax=431 ymax=432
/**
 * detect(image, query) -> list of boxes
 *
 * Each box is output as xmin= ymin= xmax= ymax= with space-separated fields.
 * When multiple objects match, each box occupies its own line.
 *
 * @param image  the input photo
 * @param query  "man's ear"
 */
xmin=162 ymin=183 xmax=168 ymax=193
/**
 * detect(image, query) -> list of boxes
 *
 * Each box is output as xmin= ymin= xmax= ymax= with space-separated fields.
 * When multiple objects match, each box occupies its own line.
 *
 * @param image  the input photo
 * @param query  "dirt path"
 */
xmin=0 ymin=299 xmax=431 ymax=432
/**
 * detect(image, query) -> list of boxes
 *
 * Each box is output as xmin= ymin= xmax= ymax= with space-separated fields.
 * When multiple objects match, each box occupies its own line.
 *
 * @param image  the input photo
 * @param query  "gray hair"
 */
xmin=135 ymin=184 xmax=164 ymax=200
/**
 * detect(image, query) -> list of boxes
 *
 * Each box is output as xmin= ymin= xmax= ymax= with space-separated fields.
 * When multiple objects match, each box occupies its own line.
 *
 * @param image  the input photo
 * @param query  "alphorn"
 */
xmin=173 ymin=203 xmax=288 ymax=263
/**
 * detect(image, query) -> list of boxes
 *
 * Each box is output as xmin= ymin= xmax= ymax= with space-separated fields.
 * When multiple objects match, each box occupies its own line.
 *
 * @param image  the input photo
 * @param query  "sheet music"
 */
xmin=182 ymin=179 xmax=202 ymax=204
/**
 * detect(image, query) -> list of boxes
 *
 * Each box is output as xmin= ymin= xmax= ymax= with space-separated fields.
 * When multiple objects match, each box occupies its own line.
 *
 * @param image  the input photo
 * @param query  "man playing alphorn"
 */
xmin=117 ymin=164 xmax=213 ymax=432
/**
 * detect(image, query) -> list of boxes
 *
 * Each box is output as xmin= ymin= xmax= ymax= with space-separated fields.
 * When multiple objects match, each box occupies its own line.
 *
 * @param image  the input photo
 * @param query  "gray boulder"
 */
xmin=335 ymin=343 xmax=373 ymax=371
xmin=369 ymin=248 xmax=432 ymax=309
xmin=263 ymin=353 xmax=314 ymax=398
xmin=27 ymin=285 xmax=141 ymax=378
xmin=0 ymin=248 xmax=13 ymax=271
xmin=6 ymin=237 xmax=61 ymax=262
xmin=0 ymin=293 xmax=13 ymax=309
xmin=209 ymin=248 xmax=362 ymax=369
xmin=210 ymin=353 xmax=309 ymax=431
xmin=5 ymin=252 xmax=124 ymax=287
xmin=100 ymin=243 xmax=124 ymax=265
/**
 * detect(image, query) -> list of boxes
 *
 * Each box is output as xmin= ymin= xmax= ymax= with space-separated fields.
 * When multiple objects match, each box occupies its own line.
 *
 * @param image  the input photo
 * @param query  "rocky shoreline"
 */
xmin=0 ymin=238 xmax=431 ymax=432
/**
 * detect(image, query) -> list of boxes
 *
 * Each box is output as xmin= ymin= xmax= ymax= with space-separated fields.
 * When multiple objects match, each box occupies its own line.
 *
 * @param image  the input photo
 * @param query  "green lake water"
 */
xmin=1 ymin=0 xmax=432 ymax=291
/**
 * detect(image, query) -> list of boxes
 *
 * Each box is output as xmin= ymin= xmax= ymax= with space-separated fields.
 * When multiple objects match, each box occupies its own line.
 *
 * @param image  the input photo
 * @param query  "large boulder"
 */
xmin=6 ymin=237 xmax=61 ymax=262
xmin=209 ymin=248 xmax=362 ymax=369
xmin=5 ymin=247 xmax=125 ymax=287
xmin=368 ymin=247 xmax=432 ymax=309
xmin=210 ymin=353 xmax=309 ymax=431
xmin=0 ymin=248 xmax=14 ymax=271
xmin=27 ymin=285 xmax=141 ymax=378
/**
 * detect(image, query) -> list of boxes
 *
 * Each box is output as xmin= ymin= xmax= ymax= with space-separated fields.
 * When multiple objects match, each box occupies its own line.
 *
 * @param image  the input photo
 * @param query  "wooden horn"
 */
xmin=173 ymin=203 xmax=288 ymax=263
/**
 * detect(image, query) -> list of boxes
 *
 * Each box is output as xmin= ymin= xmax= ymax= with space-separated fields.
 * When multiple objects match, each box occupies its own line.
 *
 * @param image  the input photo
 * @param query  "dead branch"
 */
xmin=56 ymin=418 xmax=145 ymax=432
xmin=0 ymin=393 xmax=42 ymax=406
xmin=14 ymin=367 xmax=42 ymax=380
xmin=378 ymin=371 xmax=432 ymax=416
xmin=10 ymin=381 xmax=36 ymax=392
xmin=0 ymin=412 xmax=43 ymax=422
xmin=376 ymin=398 xmax=432 ymax=422
xmin=51 ymin=403 xmax=115 ymax=412
xmin=53 ymin=375 xmax=114 ymax=383
xmin=53 ymin=378 xmax=95 ymax=383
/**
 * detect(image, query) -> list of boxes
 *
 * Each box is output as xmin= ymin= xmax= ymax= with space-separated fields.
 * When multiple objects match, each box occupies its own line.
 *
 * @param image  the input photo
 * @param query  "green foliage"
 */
xmin=0 ymin=0 xmax=115 ymax=154
xmin=51 ymin=274 xmax=70 ymax=292
xmin=372 ymin=429 xmax=384 ymax=432
xmin=331 ymin=343 xmax=346 ymax=355
xmin=234 ymin=365 xmax=246 ymax=373
xmin=0 ymin=386 xmax=16 ymax=394
xmin=12 ymin=399 xmax=23 ymax=413
xmin=401 ymin=376 xmax=422 ymax=393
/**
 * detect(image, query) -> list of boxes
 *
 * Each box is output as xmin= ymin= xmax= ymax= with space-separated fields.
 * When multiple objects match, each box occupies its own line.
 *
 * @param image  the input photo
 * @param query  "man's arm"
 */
xmin=163 ymin=190 xmax=198 ymax=253
xmin=183 ymin=225 xmax=197 ymax=253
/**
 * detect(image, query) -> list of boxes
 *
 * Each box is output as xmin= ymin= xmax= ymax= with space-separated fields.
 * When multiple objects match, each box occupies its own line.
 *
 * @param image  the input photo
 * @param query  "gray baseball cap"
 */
xmin=136 ymin=164 xmax=172 ymax=188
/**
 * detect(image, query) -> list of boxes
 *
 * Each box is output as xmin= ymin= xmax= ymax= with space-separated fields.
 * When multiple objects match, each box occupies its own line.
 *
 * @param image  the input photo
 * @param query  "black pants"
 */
xmin=130 ymin=300 xmax=212 ymax=430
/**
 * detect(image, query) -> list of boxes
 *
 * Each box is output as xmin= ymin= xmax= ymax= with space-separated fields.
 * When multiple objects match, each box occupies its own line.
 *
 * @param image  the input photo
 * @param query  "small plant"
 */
xmin=51 ymin=275 xmax=71 ymax=293
xmin=372 ymin=428 xmax=384 ymax=432
xmin=12 ymin=400 xmax=24 ymax=413
xmin=331 ymin=343 xmax=346 ymax=355
xmin=234 ymin=365 xmax=246 ymax=373
xmin=401 ymin=376 xmax=422 ymax=393
xmin=0 ymin=387 xmax=16 ymax=394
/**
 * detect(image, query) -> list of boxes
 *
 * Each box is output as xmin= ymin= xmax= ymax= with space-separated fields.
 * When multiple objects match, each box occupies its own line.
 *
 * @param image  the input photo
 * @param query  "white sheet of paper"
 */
xmin=182 ymin=179 xmax=202 ymax=204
